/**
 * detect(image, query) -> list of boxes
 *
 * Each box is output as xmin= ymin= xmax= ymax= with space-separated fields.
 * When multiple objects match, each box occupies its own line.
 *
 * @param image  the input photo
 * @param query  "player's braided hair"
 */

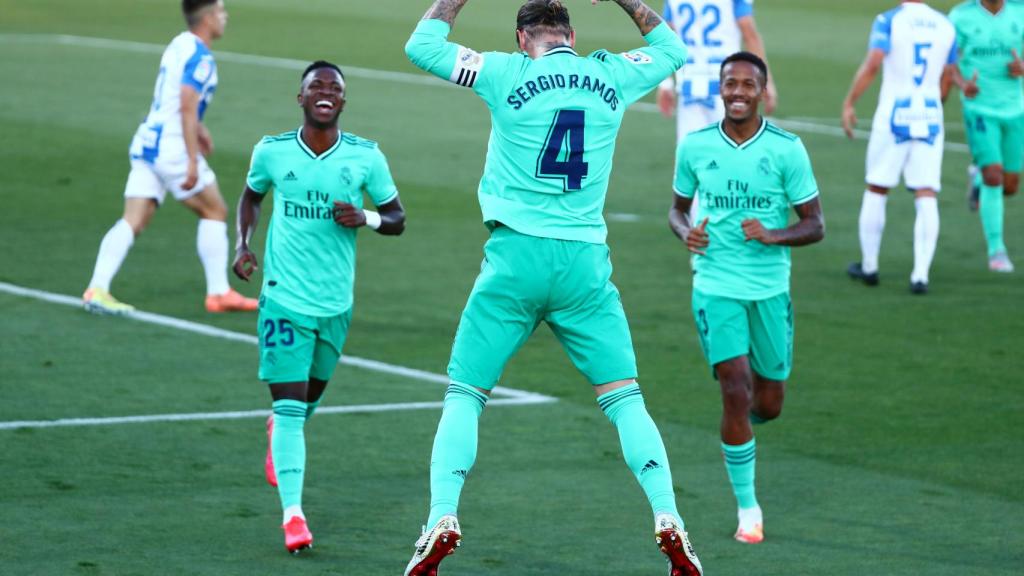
xmin=516 ymin=0 xmax=572 ymax=38
xmin=182 ymin=0 xmax=219 ymax=28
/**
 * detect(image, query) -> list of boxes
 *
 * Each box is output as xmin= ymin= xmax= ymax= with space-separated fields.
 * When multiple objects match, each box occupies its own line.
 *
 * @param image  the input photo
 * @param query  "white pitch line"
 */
xmin=0 ymin=282 xmax=556 ymax=430
xmin=0 ymin=33 xmax=971 ymax=153
xmin=0 ymin=397 xmax=547 ymax=431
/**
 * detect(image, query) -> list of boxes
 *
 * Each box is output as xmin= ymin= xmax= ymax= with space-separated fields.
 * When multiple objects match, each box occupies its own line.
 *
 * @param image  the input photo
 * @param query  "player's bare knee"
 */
xmin=867 ymin=184 xmax=889 ymax=195
xmin=982 ymin=166 xmax=1004 ymax=188
xmin=1003 ymin=175 xmax=1019 ymax=196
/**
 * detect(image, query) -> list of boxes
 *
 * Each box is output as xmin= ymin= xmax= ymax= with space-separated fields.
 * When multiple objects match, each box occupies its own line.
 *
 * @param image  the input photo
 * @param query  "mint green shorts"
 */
xmin=692 ymin=290 xmax=793 ymax=381
xmin=963 ymin=110 xmax=1024 ymax=173
xmin=257 ymin=297 xmax=351 ymax=384
xmin=448 ymin=226 xmax=638 ymax=390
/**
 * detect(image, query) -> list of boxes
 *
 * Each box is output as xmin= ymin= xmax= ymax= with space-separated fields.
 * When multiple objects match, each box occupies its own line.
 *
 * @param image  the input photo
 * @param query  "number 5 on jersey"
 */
xmin=537 ymin=109 xmax=589 ymax=192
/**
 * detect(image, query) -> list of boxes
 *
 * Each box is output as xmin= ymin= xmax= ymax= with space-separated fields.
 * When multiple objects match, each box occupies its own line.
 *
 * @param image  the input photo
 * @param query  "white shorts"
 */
xmin=676 ymin=100 xmax=725 ymax=142
xmin=865 ymin=125 xmax=944 ymax=192
xmin=125 ymin=134 xmax=216 ymax=205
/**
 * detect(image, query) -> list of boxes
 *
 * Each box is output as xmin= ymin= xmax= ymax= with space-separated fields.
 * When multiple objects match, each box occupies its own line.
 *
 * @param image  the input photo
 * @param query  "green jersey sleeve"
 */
xmin=246 ymin=140 xmax=273 ymax=194
xmin=784 ymin=139 xmax=820 ymax=205
xmin=365 ymin=147 xmax=399 ymax=206
xmin=591 ymin=23 xmax=687 ymax=106
xmin=672 ymin=138 xmax=697 ymax=198
xmin=405 ymin=19 xmax=523 ymax=109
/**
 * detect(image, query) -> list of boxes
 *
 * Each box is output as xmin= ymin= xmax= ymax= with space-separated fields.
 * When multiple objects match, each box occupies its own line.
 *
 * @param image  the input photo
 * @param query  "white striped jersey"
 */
xmin=663 ymin=0 xmax=753 ymax=107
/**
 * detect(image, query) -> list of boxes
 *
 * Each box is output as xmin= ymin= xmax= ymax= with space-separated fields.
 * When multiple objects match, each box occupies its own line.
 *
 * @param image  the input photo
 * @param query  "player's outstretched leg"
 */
xmin=272 ymin=399 xmax=312 ymax=554
xmin=911 ymin=194 xmax=940 ymax=294
xmin=84 ymin=218 xmax=138 ymax=315
xmin=849 ymin=189 xmax=886 ymax=286
xmin=405 ymin=382 xmax=486 ymax=575
xmin=196 ymin=218 xmax=259 ymax=311
xmin=980 ymin=178 xmax=1014 ymax=272
xmin=597 ymin=382 xmax=702 ymax=574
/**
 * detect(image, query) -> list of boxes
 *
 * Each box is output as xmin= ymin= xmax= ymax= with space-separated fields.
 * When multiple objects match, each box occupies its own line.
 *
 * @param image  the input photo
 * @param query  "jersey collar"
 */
xmin=717 ymin=118 xmax=767 ymax=150
xmin=542 ymin=45 xmax=577 ymax=57
xmin=296 ymin=127 xmax=342 ymax=160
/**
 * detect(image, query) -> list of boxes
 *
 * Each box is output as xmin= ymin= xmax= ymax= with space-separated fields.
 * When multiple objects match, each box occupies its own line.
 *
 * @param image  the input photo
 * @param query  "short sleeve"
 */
xmin=868 ymin=13 xmax=893 ymax=54
xmin=182 ymin=49 xmax=214 ymax=92
xmin=602 ymin=23 xmax=688 ymax=105
xmin=246 ymin=142 xmax=272 ymax=194
xmin=946 ymin=38 xmax=959 ymax=65
xmin=734 ymin=0 xmax=754 ymax=20
xmin=784 ymin=139 xmax=820 ymax=205
xmin=365 ymin=148 xmax=399 ymax=206
xmin=672 ymin=140 xmax=697 ymax=198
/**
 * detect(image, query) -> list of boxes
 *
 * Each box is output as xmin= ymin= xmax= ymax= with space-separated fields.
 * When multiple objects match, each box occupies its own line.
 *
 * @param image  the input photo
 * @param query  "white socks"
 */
xmin=197 ymin=219 xmax=230 ymax=296
xmin=88 ymin=219 xmax=135 ymax=292
xmin=912 ymin=197 xmax=939 ymax=284
xmin=858 ymin=191 xmax=887 ymax=274
xmin=283 ymin=505 xmax=305 ymax=524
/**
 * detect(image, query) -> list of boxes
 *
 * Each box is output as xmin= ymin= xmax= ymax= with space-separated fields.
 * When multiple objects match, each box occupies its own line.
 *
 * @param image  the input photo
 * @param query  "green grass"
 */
xmin=1 ymin=1 xmax=1022 ymax=574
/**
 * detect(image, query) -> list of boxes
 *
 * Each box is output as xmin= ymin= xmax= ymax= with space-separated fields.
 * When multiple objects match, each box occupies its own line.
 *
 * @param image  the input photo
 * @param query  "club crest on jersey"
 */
xmin=194 ymin=57 xmax=213 ymax=83
xmin=758 ymin=157 xmax=772 ymax=176
xmin=621 ymin=51 xmax=652 ymax=65
xmin=340 ymin=166 xmax=353 ymax=186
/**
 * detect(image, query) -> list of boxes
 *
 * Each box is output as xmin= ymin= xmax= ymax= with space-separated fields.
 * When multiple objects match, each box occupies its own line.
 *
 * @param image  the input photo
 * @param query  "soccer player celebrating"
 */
xmin=668 ymin=52 xmax=825 ymax=544
xmin=949 ymin=0 xmax=1024 ymax=273
xmin=841 ymin=1 xmax=961 ymax=294
xmin=83 ymin=0 xmax=258 ymax=314
xmin=405 ymin=1 xmax=701 ymax=575
xmin=232 ymin=61 xmax=406 ymax=554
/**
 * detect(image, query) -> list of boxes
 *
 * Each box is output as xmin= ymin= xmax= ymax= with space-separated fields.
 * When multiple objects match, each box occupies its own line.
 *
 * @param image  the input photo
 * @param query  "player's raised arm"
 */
xmin=595 ymin=0 xmax=663 ymax=35
xmin=405 ymin=1 xmax=473 ymax=82
xmin=594 ymin=0 xmax=686 ymax=105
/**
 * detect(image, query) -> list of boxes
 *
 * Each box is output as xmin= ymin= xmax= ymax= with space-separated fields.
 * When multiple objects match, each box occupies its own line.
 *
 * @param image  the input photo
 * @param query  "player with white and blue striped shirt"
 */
xmin=84 ymin=0 xmax=257 ymax=315
xmin=841 ymin=1 xmax=965 ymax=294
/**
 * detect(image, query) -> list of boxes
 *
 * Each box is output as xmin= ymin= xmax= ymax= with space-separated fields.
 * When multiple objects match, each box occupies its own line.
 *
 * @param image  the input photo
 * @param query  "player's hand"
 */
xmin=334 ymin=201 xmax=367 ymax=228
xmin=841 ymin=104 xmax=857 ymax=140
xmin=233 ymin=247 xmax=259 ymax=281
xmin=963 ymin=71 xmax=980 ymax=99
xmin=1009 ymin=50 xmax=1024 ymax=78
xmin=182 ymin=160 xmax=199 ymax=191
xmin=742 ymin=218 xmax=774 ymax=244
xmin=764 ymin=79 xmax=779 ymax=116
xmin=686 ymin=217 xmax=709 ymax=255
xmin=657 ymin=86 xmax=676 ymax=117
xmin=198 ymin=124 xmax=214 ymax=156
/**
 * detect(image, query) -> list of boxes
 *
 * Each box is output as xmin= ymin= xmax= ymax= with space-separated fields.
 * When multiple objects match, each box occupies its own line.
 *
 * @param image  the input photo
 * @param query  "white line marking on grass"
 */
xmin=0 ymin=282 xmax=556 ymax=430
xmin=0 ymin=397 xmax=546 ymax=431
xmin=0 ymin=33 xmax=971 ymax=154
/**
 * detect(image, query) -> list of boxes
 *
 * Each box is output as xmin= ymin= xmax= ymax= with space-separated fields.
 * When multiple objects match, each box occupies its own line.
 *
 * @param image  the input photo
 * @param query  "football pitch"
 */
xmin=1 ymin=0 xmax=1021 ymax=574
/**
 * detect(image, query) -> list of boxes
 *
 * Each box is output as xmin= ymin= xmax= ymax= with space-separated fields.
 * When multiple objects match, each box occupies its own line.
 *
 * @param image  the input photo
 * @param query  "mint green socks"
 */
xmin=272 ymin=399 xmax=308 ymax=514
xmin=722 ymin=439 xmax=759 ymax=510
xmin=427 ymin=382 xmax=488 ymax=527
xmin=979 ymin=183 xmax=1007 ymax=257
xmin=598 ymin=384 xmax=682 ymax=525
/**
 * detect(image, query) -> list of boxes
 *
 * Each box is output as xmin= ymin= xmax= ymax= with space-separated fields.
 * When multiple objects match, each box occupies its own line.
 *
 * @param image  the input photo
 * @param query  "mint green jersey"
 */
xmin=246 ymin=129 xmax=399 ymax=316
xmin=950 ymin=0 xmax=1024 ymax=118
xmin=674 ymin=120 xmax=820 ymax=300
xmin=406 ymin=19 xmax=686 ymax=244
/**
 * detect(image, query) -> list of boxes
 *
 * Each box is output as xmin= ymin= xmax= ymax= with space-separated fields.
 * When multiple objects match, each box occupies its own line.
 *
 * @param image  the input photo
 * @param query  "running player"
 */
xmin=83 ymin=0 xmax=258 ymax=314
xmin=233 ymin=61 xmax=406 ymax=554
xmin=949 ymin=0 xmax=1024 ymax=272
xmin=841 ymin=1 xmax=960 ymax=294
xmin=404 ymin=1 xmax=701 ymax=575
xmin=657 ymin=0 xmax=777 ymax=140
xmin=669 ymin=52 xmax=825 ymax=544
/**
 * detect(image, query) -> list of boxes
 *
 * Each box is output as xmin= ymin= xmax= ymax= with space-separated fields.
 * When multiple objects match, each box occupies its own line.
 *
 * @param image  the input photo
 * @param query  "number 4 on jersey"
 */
xmin=537 ymin=109 xmax=589 ymax=192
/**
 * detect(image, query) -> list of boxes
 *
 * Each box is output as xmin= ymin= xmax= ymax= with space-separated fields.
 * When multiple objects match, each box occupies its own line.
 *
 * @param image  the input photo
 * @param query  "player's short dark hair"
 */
xmin=516 ymin=0 xmax=572 ymax=38
xmin=720 ymin=51 xmax=769 ymax=85
xmin=182 ymin=0 xmax=218 ymax=28
xmin=301 ymin=60 xmax=345 ymax=83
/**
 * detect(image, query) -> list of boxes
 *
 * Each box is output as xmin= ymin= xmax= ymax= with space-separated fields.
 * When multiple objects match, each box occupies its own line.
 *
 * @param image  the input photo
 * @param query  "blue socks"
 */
xmin=427 ymin=382 xmax=488 ymax=527
xmin=598 ymin=384 xmax=682 ymax=525
xmin=272 ymin=399 xmax=308 ymax=514
xmin=722 ymin=439 xmax=759 ymax=510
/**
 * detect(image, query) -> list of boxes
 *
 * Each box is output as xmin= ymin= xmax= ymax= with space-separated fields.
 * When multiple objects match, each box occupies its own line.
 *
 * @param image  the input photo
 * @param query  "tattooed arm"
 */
xmin=421 ymin=0 xmax=469 ymax=25
xmin=595 ymin=0 xmax=663 ymax=36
